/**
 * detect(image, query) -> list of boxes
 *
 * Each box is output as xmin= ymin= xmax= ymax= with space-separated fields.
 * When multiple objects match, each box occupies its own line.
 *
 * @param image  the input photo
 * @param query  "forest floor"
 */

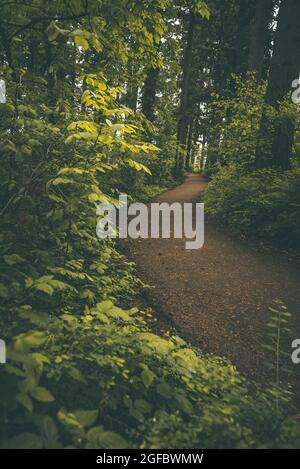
xmin=124 ymin=173 xmax=300 ymax=390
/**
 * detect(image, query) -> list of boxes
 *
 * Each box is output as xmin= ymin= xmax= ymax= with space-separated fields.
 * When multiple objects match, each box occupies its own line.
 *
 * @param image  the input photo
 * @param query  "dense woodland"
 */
xmin=0 ymin=0 xmax=300 ymax=449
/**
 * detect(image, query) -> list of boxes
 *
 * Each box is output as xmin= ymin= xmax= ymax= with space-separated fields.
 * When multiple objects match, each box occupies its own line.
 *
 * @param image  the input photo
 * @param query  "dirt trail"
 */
xmin=126 ymin=174 xmax=300 ymax=384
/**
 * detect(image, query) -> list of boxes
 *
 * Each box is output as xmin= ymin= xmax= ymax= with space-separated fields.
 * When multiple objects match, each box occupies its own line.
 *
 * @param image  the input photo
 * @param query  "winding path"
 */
xmin=126 ymin=174 xmax=300 ymax=385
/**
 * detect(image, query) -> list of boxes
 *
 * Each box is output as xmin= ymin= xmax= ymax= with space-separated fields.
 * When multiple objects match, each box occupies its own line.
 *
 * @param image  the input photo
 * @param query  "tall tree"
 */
xmin=185 ymin=118 xmax=195 ymax=169
xmin=175 ymin=11 xmax=196 ymax=175
xmin=248 ymin=0 xmax=274 ymax=79
xmin=256 ymin=0 xmax=300 ymax=169
xmin=141 ymin=67 xmax=160 ymax=121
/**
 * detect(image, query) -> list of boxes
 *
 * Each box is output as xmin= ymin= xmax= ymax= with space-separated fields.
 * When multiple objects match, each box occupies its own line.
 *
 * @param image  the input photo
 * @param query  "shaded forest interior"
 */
xmin=0 ymin=0 xmax=300 ymax=450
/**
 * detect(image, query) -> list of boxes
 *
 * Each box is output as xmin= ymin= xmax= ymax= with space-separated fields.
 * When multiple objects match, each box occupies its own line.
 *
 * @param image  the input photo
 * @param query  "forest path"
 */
xmin=126 ymin=173 xmax=300 ymax=383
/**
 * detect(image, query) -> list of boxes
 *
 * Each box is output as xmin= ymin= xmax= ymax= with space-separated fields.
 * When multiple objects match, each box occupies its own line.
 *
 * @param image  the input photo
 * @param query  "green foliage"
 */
xmin=0 ymin=2 xmax=168 ymax=448
xmin=203 ymin=75 xmax=300 ymax=246
xmin=204 ymin=164 xmax=300 ymax=247
xmin=0 ymin=0 xmax=299 ymax=451
xmin=1 ymin=301 xmax=299 ymax=449
xmin=204 ymin=75 xmax=267 ymax=173
xmin=262 ymin=300 xmax=294 ymax=411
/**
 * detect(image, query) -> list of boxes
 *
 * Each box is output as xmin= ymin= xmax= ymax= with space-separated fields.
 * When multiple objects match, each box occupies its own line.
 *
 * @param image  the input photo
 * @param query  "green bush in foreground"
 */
xmin=1 ymin=300 xmax=299 ymax=449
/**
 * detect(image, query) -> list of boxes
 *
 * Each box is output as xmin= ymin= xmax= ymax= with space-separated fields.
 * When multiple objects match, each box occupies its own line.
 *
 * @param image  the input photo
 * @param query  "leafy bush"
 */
xmin=203 ymin=74 xmax=300 ymax=247
xmin=204 ymin=164 xmax=300 ymax=247
xmin=204 ymin=75 xmax=267 ymax=175
xmin=1 ymin=300 xmax=300 ymax=449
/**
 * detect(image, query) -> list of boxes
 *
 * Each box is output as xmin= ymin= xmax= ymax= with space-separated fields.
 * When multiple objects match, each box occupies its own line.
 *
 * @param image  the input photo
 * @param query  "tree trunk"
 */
xmin=175 ymin=11 xmax=196 ymax=176
xmin=230 ymin=0 xmax=257 ymax=76
xmin=199 ymin=135 xmax=207 ymax=171
xmin=256 ymin=0 xmax=300 ymax=170
xmin=141 ymin=43 xmax=161 ymax=122
xmin=126 ymin=82 xmax=139 ymax=111
xmin=185 ymin=119 xmax=194 ymax=170
xmin=125 ymin=60 xmax=139 ymax=111
xmin=44 ymin=37 xmax=56 ymax=109
xmin=141 ymin=66 xmax=159 ymax=121
xmin=248 ymin=0 xmax=273 ymax=79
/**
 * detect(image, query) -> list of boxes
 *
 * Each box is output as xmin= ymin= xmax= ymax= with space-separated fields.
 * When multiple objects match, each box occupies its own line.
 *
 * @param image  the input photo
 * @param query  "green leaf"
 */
xmin=57 ymin=409 xmax=83 ymax=436
xmin=41 ymin=416 xmax=60 ymax=449
xmin=73 ymin=410 xmax=98 ymax=427
xmin=34 ymin=283 xmax=54 ymax=296
xmin=0 ymin=433 xmax=43 ymax=449
xmin=16 ymin=393 xmax=33 ymax=412
xmin=46 ymin=23 xmax=59 ymax=41
xmin=3 ymin=254 xmax=25 ymax=265
xmin=88 ymin=192 xmax=100 ymax=203
xmin=86 ymin=428 xmax=128 ymax=449
xmin=74 ymin=35 xmax=89 ymax=50
xmin=46 ymin=21 xmax=67 ymax=41
xmin=14 ymin=331 xmax=48 ymax=351
xmin=68 ymin=367 xmax=87 ymax=384
xmin=156 ymin=381 xmax=172 ymax=399
xmin=134 ymin=399 xmax=152 ymax=414
xmin=19 ymin=311 xmax=50 ymax=326
xmin=141 ymin=367 xmax=155 ymax=388
xmin=30 ymin=386 xmax=55 ymax=402
xmin=31 ymin=353 xmax=51 ymax=365
xmin=52 ymin=177 xmax=73 ymax=186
